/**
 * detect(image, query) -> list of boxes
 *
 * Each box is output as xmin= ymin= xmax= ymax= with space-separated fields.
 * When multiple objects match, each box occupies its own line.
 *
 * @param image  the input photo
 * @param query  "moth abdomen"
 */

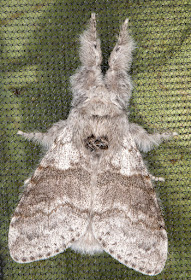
xmin=84 ymin=134 xmax=109 ymax=152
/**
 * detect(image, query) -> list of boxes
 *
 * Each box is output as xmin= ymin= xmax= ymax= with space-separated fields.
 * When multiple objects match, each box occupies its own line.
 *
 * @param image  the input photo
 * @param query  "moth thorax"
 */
xmin=84 ymin=134 xmax=109 ymax=152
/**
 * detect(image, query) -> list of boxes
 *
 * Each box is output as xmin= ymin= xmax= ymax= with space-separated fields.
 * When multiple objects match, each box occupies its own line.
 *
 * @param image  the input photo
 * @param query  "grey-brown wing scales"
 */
xmin=9 ymin=138 xmax=91 ymax=263
xmin=92 ymin=159 xmax=167 ymax=275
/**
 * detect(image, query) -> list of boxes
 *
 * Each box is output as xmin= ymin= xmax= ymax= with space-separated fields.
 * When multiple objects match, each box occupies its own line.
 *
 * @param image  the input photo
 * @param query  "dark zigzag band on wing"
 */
xmin=9 ymin=203 xmax=89 ymax=263
xmin=9 ymin=165 xmax=91 ymax=263
xmin=92 ymin=172 xmax=167 ymax=276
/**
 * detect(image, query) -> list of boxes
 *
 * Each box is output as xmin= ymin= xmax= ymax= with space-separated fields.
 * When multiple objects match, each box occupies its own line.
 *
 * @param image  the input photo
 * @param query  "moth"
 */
xmin=9 ymin=13 xmax=177 ymax=276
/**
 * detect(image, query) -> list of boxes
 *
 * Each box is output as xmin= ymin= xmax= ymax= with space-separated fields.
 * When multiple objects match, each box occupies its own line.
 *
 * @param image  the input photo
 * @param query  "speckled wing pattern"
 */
xmin=8 ymin=127 xmax=91 ymax=263
xmin=91 ymin=136 xmax=168 ymax=276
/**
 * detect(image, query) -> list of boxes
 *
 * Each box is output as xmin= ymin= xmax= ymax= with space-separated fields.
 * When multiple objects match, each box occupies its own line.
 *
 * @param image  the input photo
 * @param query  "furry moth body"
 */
xmin=9 ymin=14 xmax=176 ymax=276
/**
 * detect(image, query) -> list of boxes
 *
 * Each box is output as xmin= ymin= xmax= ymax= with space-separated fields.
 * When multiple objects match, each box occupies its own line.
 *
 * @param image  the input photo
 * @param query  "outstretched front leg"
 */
xmin=17 ymin=120 xmax=67 ymax=148
xmin=130 ymin=123 xmax=178 ymax=182
xmin=130 ymin=123 xmax=178 ymax=153
xmin=105 ymin=19 xmax=135 ymax=106
xmin=70 ymin=13 xmax=103 ymax=104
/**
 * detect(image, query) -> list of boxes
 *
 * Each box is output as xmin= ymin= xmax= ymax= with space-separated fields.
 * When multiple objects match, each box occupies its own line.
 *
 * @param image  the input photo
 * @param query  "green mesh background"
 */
xmin=0 ymin=0 xmax=190 ymax=279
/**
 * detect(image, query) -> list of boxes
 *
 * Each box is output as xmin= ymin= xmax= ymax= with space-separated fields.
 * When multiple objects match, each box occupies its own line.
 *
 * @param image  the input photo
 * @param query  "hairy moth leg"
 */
xmin=70 ymin=13 xmax=103 ymax=97
xmin=149 ymin=174 xmax=165 ymax=182
xmin=17 ymin=120 xmax=67 ymax=148
xmin=129 ymin=123 xmax=178 ymax=153
xmin=105 ymin=18 xmax=135 ymax=104
xmin=79 ymin=13 xmax=102 ymax=68
xmin=107 ymin=18 xmax=134 ymax=71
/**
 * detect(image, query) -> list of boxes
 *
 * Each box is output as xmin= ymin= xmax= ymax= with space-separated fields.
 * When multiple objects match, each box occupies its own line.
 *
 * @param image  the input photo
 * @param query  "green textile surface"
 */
xmin=0 ymin=0 xmax=190 ymax=279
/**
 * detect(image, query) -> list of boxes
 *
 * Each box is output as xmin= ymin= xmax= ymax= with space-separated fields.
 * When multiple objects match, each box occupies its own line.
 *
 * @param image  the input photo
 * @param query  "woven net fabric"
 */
xmin=0 ymin=0 xmax=190 ymax=279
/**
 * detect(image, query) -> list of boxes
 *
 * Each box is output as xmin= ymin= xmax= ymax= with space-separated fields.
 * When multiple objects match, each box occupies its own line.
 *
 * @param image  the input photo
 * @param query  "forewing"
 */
xmin=9 ymin=128 xmax=91 ymax=263
xmin=92 ymin=138 xmax=167 ymax=276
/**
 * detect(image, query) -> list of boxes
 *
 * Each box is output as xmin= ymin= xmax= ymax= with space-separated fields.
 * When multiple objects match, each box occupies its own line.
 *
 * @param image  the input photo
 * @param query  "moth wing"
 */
xmin=9 ymin=128 xmax=91 ymax=263
xmin=92 ymin=138 xmax=168 ymax=276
